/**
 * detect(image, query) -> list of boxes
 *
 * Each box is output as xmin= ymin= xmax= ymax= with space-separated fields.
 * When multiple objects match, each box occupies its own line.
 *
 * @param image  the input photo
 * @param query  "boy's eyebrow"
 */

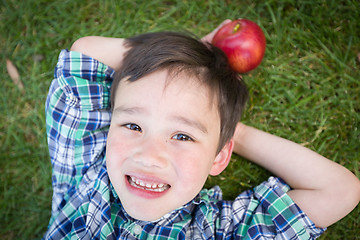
xmin=113 ymin=106 xmax=148 ymax=115
xmin=169 ymin=115 xmax=208 ymax=134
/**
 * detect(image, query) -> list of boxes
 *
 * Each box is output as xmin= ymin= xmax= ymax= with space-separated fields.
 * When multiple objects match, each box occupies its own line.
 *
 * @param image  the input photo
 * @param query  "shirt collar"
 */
xmin=109 ymin=181 xmax=223 ymax=226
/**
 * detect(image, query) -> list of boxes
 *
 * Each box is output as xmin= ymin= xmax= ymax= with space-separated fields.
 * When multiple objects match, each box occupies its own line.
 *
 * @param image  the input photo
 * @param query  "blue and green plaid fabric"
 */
xmin=43 ymin=49 xmax=326 ymax=239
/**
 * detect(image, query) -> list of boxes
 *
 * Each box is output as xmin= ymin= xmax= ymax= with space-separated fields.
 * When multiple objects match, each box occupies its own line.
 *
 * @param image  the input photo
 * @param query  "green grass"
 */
xmin=1 ymin=0 xmax=359 ymax=239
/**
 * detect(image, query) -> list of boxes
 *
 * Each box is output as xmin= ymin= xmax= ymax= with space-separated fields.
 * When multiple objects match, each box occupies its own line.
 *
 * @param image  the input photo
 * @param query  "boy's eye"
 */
xmin=172 ymin=133 xmax=194 ymax=142
xmin=123 ymin=123 xmax=142 ymax=132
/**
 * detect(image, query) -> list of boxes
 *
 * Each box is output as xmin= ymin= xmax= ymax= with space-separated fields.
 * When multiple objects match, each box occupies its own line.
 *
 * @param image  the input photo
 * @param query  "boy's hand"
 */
xmin=201 ymin=19 xmax=232 ymax=44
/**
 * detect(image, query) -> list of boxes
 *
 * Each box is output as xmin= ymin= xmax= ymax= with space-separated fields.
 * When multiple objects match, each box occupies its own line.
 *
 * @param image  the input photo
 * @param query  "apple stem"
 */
xmin=233 ymin=23 xmax=240 ymax=33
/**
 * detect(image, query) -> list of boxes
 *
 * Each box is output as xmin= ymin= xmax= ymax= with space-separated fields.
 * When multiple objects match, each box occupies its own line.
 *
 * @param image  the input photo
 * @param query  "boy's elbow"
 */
xmin=70 ymin=36 xmax=94 ymax=53
xmin=344 ymin=170 xmax=360 ymax=203
xmin=317 ymin=169 xmax=360 ymax=228
xmin=352 ymin=175 xmax=360 ymax=203
xmin=334 ymin=170 xmax=360 ymax=218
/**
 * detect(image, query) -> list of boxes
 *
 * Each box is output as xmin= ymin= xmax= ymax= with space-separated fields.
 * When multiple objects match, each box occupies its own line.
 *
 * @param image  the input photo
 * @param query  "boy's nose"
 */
xmin=132 ymin=137 xmax=169 ymax=169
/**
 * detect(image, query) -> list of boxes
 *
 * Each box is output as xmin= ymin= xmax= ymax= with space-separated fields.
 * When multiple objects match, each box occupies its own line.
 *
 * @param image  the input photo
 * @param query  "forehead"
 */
xmin=115 ymin=69 xmax=218 ymax=111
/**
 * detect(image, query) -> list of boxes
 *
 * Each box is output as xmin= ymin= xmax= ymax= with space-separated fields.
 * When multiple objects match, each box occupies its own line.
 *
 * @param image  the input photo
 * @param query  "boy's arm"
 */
xmin=46 ymin=38 xmax=123 ymax=219
xmin=72 ymin=19 xmax=230 ymax=70
xmin=233 ymin=123 xmax=360 ymax=228
xmin=70 ymin=36 xmax=128 ymax=70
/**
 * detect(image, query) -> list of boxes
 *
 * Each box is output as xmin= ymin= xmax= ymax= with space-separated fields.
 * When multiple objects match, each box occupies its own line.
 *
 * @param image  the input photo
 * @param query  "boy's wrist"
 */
xmin=234 ymin=122 xmax=247 ymax=140
xmin=233 ymin=122 xmax=248 ymax=155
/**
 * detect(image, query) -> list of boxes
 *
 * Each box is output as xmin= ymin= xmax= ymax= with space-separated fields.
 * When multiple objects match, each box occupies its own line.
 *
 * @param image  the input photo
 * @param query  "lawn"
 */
xmin=1 ymin=0 xmax=359 ymax=239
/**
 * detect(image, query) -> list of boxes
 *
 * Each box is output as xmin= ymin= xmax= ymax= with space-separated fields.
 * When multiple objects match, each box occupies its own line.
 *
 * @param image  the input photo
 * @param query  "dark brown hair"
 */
xmin=111 ymin=32 xmax=248 ymax=153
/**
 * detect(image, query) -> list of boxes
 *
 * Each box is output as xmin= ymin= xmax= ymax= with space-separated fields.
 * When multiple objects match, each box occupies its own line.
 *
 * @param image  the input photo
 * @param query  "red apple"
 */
xmin=212 ymin=19 xmax=266 ymax=73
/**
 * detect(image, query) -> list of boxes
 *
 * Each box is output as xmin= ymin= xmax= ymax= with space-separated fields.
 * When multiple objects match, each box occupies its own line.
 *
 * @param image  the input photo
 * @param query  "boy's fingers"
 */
xmin=201 ymin=19 xmax=232 ymax=43
xmin=214 ymin=19 xmax=232 ymax=33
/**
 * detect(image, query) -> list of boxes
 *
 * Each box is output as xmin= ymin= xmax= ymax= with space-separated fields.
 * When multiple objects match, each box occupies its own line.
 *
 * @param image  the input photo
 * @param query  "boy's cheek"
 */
xmin=106 ymin=133 xmax=126 ymax=169
xmin=107 ymin=127 xmax=126 ymax=151
xmin=106 ymin=143 xmax=127 ymax=194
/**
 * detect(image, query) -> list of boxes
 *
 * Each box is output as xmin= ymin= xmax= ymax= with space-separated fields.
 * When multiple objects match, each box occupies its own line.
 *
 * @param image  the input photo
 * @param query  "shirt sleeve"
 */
xmin=200 ymin=177 xmax=326 ymax=239
xmin=45 ymin=49 xmax=115 ymax=218
xmin=234 ymin=177 xmax=326 ymax=239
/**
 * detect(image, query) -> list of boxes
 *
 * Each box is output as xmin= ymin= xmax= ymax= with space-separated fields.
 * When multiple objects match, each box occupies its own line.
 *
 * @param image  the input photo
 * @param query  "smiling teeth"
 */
xmin=129 ymin=176 xmax=170 ymax=192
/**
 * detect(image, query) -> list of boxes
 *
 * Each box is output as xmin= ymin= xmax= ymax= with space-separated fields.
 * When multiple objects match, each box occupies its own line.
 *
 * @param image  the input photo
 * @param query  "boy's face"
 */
xmin=106 ymin=69 xmax=233 ymax=221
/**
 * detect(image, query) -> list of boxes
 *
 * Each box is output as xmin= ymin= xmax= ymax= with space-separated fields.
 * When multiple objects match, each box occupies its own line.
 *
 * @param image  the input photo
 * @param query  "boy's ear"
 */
xmin=209 ymin=139 xmax=234 ymax=176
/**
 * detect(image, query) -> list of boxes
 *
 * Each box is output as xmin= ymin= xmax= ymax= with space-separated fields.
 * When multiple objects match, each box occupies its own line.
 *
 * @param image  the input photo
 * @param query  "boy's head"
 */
xmin=111 ymin=32 xmax=248 ymax=153
xmin=106 ymin=32 xmax=248 ymax=221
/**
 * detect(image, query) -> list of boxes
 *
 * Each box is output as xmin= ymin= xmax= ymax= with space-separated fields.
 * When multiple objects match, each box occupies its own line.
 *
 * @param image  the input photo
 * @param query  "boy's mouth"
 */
xmin=127 ymin=175 xmax=171 ymax=192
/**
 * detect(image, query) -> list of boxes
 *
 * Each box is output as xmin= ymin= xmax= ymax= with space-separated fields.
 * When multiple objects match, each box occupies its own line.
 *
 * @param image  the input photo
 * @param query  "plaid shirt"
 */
xmin=44 ymin=49 xmax=326 ymax=239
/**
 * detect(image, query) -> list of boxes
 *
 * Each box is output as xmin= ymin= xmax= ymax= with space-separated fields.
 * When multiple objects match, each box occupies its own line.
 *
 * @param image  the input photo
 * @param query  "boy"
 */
xmin=44 ymin=22 xmax=360 ymax=239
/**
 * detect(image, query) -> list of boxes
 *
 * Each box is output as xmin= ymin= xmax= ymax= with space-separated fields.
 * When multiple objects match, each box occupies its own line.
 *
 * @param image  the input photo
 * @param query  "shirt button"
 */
xmin=66 ymin=94 xmax=78 ymax=106
xmin=133 ymin=224 xmax=142 ymax=235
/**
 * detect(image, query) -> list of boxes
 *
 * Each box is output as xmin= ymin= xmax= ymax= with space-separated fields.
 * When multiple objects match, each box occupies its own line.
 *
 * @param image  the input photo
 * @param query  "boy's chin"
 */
xmin=124 ymin=205 xmax=173 ymax=222
xmin=121 ymin=193 xmax=187 ymax=222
